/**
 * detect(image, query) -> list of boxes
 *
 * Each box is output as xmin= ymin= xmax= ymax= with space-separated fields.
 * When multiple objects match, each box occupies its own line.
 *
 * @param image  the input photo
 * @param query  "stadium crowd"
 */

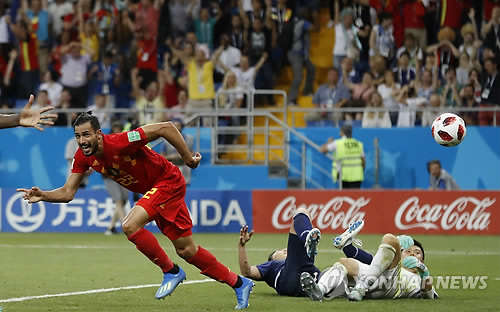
xmin=0 ymin=0 xmax=498 ymax=128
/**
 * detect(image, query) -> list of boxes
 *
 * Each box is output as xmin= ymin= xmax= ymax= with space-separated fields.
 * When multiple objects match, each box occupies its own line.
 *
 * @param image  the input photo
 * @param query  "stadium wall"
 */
xmin=0 ymin=127 xmax=498 ymax=190
xmin=1 ymin=189 xmax=498 ymax=235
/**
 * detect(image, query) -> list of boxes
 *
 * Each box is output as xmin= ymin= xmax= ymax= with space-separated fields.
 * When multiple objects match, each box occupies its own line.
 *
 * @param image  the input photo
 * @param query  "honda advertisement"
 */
xmin=0 ymin=189 xmax=252 ymax=233
xmin=252 ymin=190 xmax=500 ymax=235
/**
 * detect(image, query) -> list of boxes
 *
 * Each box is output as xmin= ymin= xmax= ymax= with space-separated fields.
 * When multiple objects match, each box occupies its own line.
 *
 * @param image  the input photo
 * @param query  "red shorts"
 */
xmin=136 ymin=179 xmax=193 ymax=241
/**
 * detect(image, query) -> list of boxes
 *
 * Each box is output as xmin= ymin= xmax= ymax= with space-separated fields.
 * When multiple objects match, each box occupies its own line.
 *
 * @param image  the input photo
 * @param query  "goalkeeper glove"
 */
xmin=398 ymin=235 xmax=414 ymax=250
xmin=402 ymin=256 xmax=430 ymax=278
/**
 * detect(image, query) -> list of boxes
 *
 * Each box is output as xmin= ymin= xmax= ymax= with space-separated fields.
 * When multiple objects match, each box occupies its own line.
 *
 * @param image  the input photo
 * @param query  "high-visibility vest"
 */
xmin=332 ymin=137 xmax=364 ymax=182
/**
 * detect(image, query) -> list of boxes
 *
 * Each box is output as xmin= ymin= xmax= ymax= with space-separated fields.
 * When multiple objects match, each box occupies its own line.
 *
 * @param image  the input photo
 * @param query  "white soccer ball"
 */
xmin=431 ymin=113 xmax=467 ymax=147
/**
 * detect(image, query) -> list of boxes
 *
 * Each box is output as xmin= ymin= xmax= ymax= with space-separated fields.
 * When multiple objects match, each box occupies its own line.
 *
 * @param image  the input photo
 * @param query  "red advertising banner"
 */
xmin=252 ymin=190 xmax=500 ymax=235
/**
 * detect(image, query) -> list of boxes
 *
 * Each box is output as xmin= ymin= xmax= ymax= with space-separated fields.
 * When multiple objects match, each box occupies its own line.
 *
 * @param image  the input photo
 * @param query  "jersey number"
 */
xmin=143 ymin=188 xmax=158 ymax=199
xmin=115 ymin=174 xmax=139 ymax=187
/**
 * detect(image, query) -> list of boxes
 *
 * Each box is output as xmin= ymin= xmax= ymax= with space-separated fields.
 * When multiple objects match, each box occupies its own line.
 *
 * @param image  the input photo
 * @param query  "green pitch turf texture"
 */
xmin=0 ymin=233 xmax=499 ymax=311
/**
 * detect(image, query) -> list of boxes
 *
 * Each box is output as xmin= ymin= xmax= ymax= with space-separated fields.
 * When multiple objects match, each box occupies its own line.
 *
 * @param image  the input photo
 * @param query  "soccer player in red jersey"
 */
xmin=0 ymin=95 xmax=56 ymax=130
xmin=17 ymin=112 xmax=255 ymax=309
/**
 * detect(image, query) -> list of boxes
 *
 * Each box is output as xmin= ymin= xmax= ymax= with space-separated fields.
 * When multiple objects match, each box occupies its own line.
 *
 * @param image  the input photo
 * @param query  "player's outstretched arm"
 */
xmin=0 ymin=95 xmax=58 ymax=131
xmin=238 ymin=226 xmax=262 ymax=280
xmin=141 ymin=122 xmax=202 ymax=169
xmin=16 ymin=173 xmax=84 ymax=203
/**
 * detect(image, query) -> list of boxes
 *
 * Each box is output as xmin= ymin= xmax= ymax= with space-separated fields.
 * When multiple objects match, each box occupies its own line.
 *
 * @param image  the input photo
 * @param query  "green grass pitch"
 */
xmin=0 ymin=233 xmax=499 ymax=311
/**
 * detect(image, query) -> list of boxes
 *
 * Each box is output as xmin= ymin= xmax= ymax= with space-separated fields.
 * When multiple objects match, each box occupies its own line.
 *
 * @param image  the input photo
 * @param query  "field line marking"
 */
xmin=0 ymin=244 xmax=499 ymax=256
xmin=0 ymin=279 xmax=214 ymax=303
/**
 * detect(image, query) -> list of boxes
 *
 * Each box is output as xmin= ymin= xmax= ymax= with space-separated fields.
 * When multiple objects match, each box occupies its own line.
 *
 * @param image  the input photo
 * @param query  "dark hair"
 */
xmin=341 ymin=123 xmax=353 ymax=138
xmin=329 ymin=67 xmax=339 ymax=74
xmin=445 ymin=67 xmax=456 ymax=75
xmin=413 ymin=239 xmax=425 ymax=261
xmin=427 ymin=159 xmax=441 ymax=173
xmin=73 ymin=111 xmax=101 ymax=131
xmin=399 ymin=51 xmax=410 ymax=59
xmin=484 ymin=57 xmax=498 ymax=66
xmin=268 ymin=251 xmax=276 ymax=261
xmin=379 ymin=12 xmax=393 ymax=22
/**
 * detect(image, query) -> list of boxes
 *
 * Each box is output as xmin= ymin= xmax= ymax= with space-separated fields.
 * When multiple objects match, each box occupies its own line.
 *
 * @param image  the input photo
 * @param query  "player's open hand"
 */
xmin=239 ymin=225 xmax=254 ymax=246
xmin=19 ymin=95 xmax=58 ymax=131
xmin=186 ymin=152 xmax=202 ymax=169
xmin=16 ymin=187 xmax=43 ymax=204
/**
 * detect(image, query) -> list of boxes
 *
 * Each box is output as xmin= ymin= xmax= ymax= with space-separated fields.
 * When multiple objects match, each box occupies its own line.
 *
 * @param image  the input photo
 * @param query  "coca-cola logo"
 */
xmin=395 ymin=196 xmax=494 ymax=231
xmin=271 ymin=196 xmax=368 ymax=230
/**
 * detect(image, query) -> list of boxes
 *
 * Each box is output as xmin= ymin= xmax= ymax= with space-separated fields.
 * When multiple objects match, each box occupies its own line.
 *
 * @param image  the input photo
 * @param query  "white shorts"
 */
xmin=351 ymin=259 xmax=402 ymax=299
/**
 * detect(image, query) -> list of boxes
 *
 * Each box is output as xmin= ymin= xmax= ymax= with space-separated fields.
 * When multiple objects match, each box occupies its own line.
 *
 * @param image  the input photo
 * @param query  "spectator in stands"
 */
xmin=23 ymin=0 xmax=50 ymax=76
xmin=247 ymin=17 xmax=274 ymax=105
xmin=367 ymin=55 xmax=386 ymax=86
xmin=427 ymin=27 xmax=460 ymax=79
xmin=88 ymin=50 xmax=121 ymax=107
xmin=395 ymin=84 xmax=427 ymax=127
xmin=132 ymin=0 xmax=160 ymax=40
xmin=481 ymin=6 xmax=500 ymax=56
xmin=167 ymin=89 xmax=188 ymax=121
xmin=131 ymin=67 xmax=165 ymax=125
xmin=332 ymin=5 xmax=361 ymax=69
xmin=361 ymin=92 xmax=391 ymax=128
xmin=460 ymin=84 xmax=479 ymax=126
xmin=414 ymin=68 xmax=438 ymax=101
xmin=215 ymin=52 xmax=267 ymax=93
xmin=160 ymin=52 xmax=178 ymax=108
xmin=369 ymin=12 xmax=395 ymax=64
xmin=169 ymin=43 xmax=216 ymax=124
xmin=468 ymin=68 xmax=482 ymax=103
xmin=427 ymin=160 xmax=460 ymax=190
xmin=214 ymin=34 xmax=241 ymax=83
xmin=55 ymin=89 xmax=74 ymax=127
xmin=135 ymin=34 xmax=158 ymax=90
xmin=320 ymin=123 xmax=365 ymax=189
xmin=194 ymin=7 xmax=220 ymax=51
xmin=344 ymin=72 xmax=376 ymax=121
xmin=393 ymin=52 xmax=416 ymax=86
xmin=438 ymin=67 xmax=461 ymax=108
xmin=161 ymin=119 xmax=194 ymax=185
xmin=77 ymin=1 xmax=99 ymax=62
xmin=339 ymin=57 xmax=361 ymax=84
xmin=287 ymin=7 xmax=316 ymax=106
xmin=396 ymin=33 xmax=424 ymax=69
xmin=479 ymin=57 xmax=500 ymax=126
xmin=87 ymin=93 xmax=111 ymax=129
xmin=377 ymin=69 xmax=400 ymax=126
xmin=7 ymin=18 xmax=40 ymax=99
xmin=50 ymin=30 xmax=71 ymax=75
xmin=31 ymin=89 xmax=51 ymax=111
xmin=1 ymin=49 xmax=17 ymax=99
xmin=421 ymin=94 xmax=443 ymax=127
xmin=456 ymin=52 xmax=477 ymax=86
xmin=306 ymin=68 xmax=350 ymax=123
xmin=401 ymin=0 xmax=427 ymax=48
xmin=217 ymin=72 xmax=243 ymax=146
xmin=229 ymin=14 xmax=245 ymax=51
xmin=459 ymin=22 xmax=481 ymax=64
xmin=39 ymin=70 xmax=63 ymax=107
xmin=60 ymin=41 xmax=92 ymax=108
xmin=168 ymin=0 xmax=190 ymax=36
xmin=49 ymin=0 xmax=74 ymax=39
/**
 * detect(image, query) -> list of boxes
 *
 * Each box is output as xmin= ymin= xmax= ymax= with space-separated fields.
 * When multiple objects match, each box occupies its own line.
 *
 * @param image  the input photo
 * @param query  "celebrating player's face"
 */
xmin=272 ymin=248 xmax=287 ymax=261
xmin=75 ymin=122 xmax=100 ymax=156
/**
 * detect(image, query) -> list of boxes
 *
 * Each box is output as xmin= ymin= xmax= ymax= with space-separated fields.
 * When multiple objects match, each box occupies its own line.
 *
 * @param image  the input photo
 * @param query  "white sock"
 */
xmin=318 ymin=263 xmax=348 ymax=300
xmin=355 ymin=243 xmax=396 ymax=288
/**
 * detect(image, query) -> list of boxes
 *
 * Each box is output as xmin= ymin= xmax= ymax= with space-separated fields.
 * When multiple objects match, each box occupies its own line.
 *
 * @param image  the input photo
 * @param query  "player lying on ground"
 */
xmin=0 ymin=95 xmax=56 ymax=130
xmin=300 ymin=220 xmax=438 ymax=301
xmin=238 ymin=208 xmax=322 ymax=297
xmin=17 ymin=112 xmax=254 ymax=309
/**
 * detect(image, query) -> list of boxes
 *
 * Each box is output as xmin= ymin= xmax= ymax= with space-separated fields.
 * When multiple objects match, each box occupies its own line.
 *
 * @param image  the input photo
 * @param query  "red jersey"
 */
xmin=19 ymin=32 xmax=39 ymax=71
xmin=136 ymin=38 xmax=158 ymax=72
xmin=71 ymin=127 xmax=182 ymax=194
